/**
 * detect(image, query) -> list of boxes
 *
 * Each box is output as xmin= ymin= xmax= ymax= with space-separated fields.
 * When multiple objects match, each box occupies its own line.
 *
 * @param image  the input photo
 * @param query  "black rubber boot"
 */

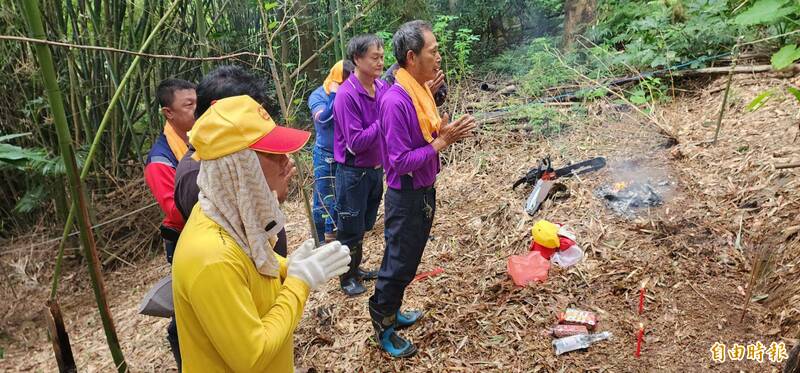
xmin=340 ymin=276 xmax=366 ymax=296
xmin=340 ymin=242 xmax=367 ymax=296
xmin=369 ymin=303 xmax=417 ymax=358
xmin=357 ymin=267 xmax=378 ymax=280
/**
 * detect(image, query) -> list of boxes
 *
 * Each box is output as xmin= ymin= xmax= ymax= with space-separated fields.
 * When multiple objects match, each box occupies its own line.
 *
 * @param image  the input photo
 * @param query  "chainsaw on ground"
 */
xmin=513 ymin=156 xmax=606 ymax=216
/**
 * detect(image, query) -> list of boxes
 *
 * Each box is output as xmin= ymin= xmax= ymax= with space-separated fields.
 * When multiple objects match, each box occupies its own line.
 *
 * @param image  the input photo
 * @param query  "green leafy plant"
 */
xmin=629 ymin=77 xmax=669 ymax=105
xmin=432 ymin=15 xmax=457 ymax=78
xmin=733 ymin=0 xmax=796 ymax=25
xmin=746 ymin=85 xmax=800 ymax=114
xmin=589 ymin=0 xmax=742 ymax=69
xmin=737 ymin=0 xmax=800 ymax=110
xmin=508 ymin=104 xmax=572 ymax=136
xmin=0 ymin=132 xmax=73 ymax=215
xmin=771 ymin=44 xmax=800 ymax=70
xmin=746 ymin=90 xmax=775 ymax=111
xmin=735 ymin=0 xmax=800 ymax=69
xmin=430 ymin=15 xmax=480 ymax=85
xmin=0 ymin=133 xmax=48 ymax=170
xmin=375 ymin=30 xmax=396 ymax=67
xmin=453 ymin=28 xmax=480 ymax=81
xmin=787 ymin=86 xmax=800 ymax=101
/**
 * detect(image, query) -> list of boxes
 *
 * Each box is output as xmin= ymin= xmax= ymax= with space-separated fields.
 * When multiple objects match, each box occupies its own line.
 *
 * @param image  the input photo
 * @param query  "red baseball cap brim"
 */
xmin=249 ymin=125 xmax=311 ymax=154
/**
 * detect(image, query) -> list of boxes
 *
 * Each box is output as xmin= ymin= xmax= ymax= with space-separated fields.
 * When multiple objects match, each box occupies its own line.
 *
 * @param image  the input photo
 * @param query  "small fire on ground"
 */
xmin=595 ymin=161 xmax=675 ymax=217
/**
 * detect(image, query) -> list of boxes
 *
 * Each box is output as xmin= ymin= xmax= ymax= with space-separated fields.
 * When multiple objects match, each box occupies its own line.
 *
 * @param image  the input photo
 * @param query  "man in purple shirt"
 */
xmin=367 ymin=20 xmax=476 ymax=358
xmin=333 ymin=34 xmax=387 ymax=296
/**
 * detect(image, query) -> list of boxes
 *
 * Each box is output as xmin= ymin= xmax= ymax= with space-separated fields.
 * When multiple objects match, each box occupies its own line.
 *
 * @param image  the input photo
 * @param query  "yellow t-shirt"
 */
xmin=172 ymin=204 xmax=309 ymax=372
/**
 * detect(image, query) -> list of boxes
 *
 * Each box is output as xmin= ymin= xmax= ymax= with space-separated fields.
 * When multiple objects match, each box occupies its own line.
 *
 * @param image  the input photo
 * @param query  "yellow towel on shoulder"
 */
xmin=164 ymin=121 xmax=188 ymax=160
xmin=394 ymin=67 xmax=441 ymax=143
xmin=323 ymin=60 xmax=344 ymax=94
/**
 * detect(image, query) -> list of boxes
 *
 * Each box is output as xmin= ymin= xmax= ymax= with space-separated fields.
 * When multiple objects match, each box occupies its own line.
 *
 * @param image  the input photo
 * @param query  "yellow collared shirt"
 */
xmin=172 ymin=204 xmax=309 ymax=372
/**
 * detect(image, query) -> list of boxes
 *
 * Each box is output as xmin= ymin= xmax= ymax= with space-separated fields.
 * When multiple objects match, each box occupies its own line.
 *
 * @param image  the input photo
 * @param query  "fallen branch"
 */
xmin=688 ymin=282 xmax=713 ymax=306
xmin=495 ymin=85 xmax=517 ymax=96
xmin=678 ymin=63 xmax=800 ymax=76
xmin=548 ymin=46 xmax=677 ymax=140
xmin=0 ymin=34 xmax=275 ymax=62
xmin=775 ymin=162 xmax=800 ymax=170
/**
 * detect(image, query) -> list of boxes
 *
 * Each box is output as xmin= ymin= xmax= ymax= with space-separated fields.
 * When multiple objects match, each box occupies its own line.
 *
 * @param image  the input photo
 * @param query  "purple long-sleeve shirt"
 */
xmin=333 ymin=73 xmax=387 ymax=167
xmin=380 ymin=84 xmax=440 ymax=190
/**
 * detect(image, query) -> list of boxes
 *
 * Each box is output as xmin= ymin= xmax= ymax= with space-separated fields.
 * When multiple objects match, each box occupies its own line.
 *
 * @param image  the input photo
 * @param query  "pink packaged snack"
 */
xmin=557 ymin=308 xmax=598 ymax=330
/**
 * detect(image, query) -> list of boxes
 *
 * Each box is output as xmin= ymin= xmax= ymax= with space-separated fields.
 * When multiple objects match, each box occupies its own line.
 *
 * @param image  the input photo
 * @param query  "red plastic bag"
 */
xmin=507 ymin=251 xmax=550 ymax=286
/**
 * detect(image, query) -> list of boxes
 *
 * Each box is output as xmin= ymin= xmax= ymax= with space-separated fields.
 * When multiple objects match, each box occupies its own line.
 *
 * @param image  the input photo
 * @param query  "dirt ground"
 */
xmin=1 ymin=73 xmax=798 ymax=372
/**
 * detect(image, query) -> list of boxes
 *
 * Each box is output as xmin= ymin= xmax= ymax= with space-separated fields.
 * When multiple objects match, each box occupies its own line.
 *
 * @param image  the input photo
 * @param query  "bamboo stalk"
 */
xmin=329 ymin=0 xmax=338 ymax=60
xmin=335 ymin=0 xmax=346 ymax=60
xmin=260 ymin=5 xmax=319 ymax=247
xmin=548 ymin=45 xmax=677 ymax=140
xmin=712 ymin=40 xmax=741 ymax=145
xmin=195 ymin=0 xmax=209 ymax=74
xmin=50 ymin=0 xmax=183 ymax=301
xmin=20 ymin=0 xmax=127 ymax=371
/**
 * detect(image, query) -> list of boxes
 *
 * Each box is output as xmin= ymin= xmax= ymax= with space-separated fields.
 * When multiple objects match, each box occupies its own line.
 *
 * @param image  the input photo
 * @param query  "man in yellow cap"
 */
xmin=173 ymin=66 xmax=291 ymax=257
xmin=172 ymin=85 xmax=351 ymax=371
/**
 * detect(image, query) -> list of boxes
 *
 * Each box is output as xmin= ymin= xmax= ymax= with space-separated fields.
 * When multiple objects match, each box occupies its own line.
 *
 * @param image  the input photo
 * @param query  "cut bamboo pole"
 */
xmin=44 ymin=300 xmax=77 ymax=372
xmin=712 ymin=40 xmax=741 ymax=145
xmin=20 ymin=0 xmax=127 ymax=370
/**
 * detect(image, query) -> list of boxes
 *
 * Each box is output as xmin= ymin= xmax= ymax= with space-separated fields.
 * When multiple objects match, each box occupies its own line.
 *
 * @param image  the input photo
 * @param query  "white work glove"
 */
xmin=287 ymin=239 xmax=351 ymax=289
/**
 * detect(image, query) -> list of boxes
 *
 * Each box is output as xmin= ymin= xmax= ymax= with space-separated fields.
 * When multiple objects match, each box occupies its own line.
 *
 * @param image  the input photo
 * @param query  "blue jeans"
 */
xmin=335 ymin=163 xmax=384 ymax=278
xmin=312 ymin=147 xmax=338 ymax=242
xmin=369 ymin=187 xmax=436 ymax=315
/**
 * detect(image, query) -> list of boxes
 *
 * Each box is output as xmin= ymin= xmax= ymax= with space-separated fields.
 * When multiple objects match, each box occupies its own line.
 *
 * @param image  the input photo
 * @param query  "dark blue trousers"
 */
xmin=162 ymin=236 xmax=182 ymax=370
xmin=369 ymin=187 xmax=436 ymax=315
xmin=335 ymin=163 xmax=384 ymax=278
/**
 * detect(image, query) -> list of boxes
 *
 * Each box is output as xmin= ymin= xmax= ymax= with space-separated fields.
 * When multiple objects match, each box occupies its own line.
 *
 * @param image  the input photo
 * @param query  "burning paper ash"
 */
xmin=595 ymin=161 xmax=675 ymax=217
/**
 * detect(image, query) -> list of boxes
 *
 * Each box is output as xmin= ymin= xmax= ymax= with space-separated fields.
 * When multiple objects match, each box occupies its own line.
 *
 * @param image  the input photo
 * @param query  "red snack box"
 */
xmin=557 ymin=308 xmax=598 ymax=330
xmin=552 ymin=324 xmax=589 ymax=338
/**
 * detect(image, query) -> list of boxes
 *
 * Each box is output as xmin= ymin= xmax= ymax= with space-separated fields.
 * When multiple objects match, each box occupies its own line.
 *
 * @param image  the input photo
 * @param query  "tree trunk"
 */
xmin=562 ymin=0 xmax=596 ymax=49
xmin=296 ymin=0 xmax=320 ymax=82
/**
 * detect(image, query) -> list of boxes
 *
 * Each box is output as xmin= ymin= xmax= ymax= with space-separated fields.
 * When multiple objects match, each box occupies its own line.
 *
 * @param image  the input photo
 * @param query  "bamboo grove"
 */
xmin=0 ymin=0 xmax=392 ymax=231
xmin=0 ymin=0 xmax=565 ymax=233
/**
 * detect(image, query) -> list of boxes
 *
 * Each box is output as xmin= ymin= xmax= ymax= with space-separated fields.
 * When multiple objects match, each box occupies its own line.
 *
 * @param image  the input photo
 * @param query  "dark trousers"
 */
xmin=161 ymin=226 xmax=180 ymax=264
xmin=166 ymin=317 xmax=181 ymax=370
xmin=369 ymin=187 xmax=436 ymax=315
xmin=161 ymin=235 xmax=182 ymax=370
xmin=335 ymin=163 xmax=383 ymax=278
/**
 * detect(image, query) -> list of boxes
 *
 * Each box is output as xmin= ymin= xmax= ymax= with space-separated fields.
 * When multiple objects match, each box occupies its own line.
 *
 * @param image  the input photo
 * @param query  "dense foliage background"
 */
xmin=1 ymin=0 xmax=798 ymax=234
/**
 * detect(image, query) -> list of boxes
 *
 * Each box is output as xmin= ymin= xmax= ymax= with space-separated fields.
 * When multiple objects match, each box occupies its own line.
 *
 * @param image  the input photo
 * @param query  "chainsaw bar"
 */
xmin=554 ymin=157 xmax=607 ymax=178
